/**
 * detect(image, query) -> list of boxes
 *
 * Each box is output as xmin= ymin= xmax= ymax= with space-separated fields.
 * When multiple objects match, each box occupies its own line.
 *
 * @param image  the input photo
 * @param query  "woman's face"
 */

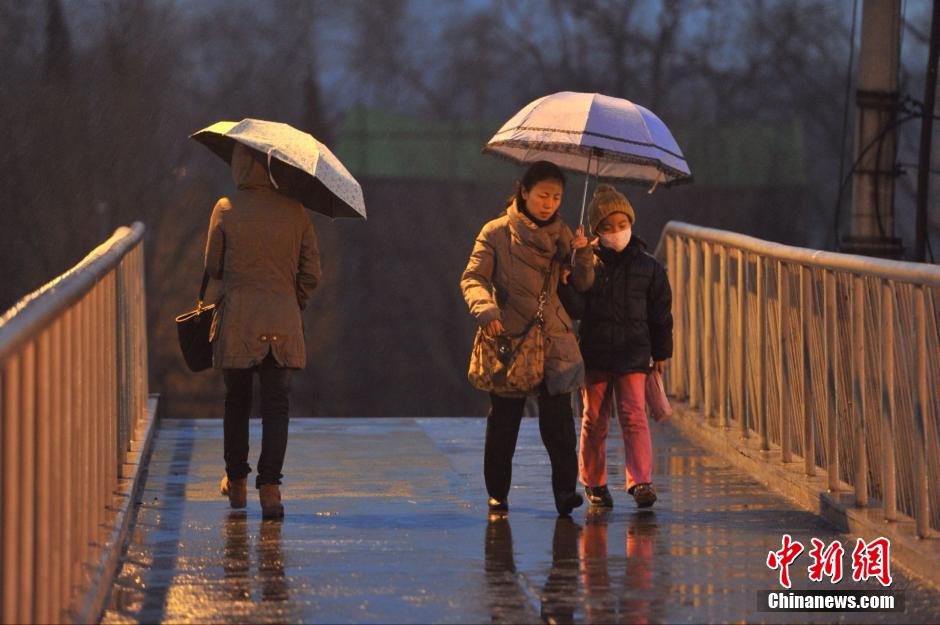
xmin=522 ymin=179 xmax=563 ymax=221
xmin=597 ymin=212 xmax=632 ymax=235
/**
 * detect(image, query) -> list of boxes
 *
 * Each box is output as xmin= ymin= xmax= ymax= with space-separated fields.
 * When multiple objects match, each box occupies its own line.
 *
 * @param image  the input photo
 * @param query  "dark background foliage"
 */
xmin=1 ymin=0 xmax=934 ymax=417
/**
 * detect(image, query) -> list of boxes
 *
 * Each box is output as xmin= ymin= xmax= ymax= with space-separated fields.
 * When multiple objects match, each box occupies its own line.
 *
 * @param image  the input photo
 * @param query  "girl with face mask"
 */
xmin=559 ymin=184 xmax=673 ymax=509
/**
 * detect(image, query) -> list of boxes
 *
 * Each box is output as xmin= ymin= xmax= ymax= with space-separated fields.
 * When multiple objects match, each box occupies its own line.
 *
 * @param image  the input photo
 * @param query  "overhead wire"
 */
xmin=834 ymin=0 xmax=860 ymax=251
xmin=831 ymin=112 xmax=921 ymax=253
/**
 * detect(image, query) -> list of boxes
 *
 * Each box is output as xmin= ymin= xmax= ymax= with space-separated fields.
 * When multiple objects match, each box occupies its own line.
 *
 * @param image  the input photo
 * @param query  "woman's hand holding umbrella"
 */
xmin=571 ymin=225 xmax=589 ymax=251
xmin=568 ymin=224 xmax=589 ymax=269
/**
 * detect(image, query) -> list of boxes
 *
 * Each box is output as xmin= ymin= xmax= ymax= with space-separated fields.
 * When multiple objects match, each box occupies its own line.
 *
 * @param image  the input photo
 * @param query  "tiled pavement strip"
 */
xmin=102 ymin=417 xmax=940 ymax=624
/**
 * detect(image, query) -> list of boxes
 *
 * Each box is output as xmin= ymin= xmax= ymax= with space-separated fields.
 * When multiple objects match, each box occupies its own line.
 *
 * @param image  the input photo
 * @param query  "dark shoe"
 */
xmin=259 ymin=484 xmax=284 ymax=519
xmin=555 ymin=491 xmax=584 ymax=516
xmin=630 ymin=483 xmax=657 ymax=508
xmin=585 ymin=485 xmax=614 ymax=508
xmin=220 ymin=475 xmax=247 ymax=509
xmin=488 ymin=497 xmax=509 ymax=514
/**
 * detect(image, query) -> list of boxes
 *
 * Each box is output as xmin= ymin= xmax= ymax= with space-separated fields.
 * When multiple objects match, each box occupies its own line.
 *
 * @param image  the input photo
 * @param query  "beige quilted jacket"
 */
xmin=461 ymin=200 xmax=594 ymax=396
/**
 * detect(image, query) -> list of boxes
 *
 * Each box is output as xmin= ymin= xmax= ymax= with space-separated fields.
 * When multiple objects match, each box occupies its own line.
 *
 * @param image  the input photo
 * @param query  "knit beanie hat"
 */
xmin=588 ymin=184 xmax=635 ymax=234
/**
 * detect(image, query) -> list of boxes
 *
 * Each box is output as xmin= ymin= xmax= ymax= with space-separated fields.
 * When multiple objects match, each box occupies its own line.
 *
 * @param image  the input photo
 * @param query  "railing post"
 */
xmin=853 ymin=274 xmax=868 ymax=507
xmin=703 ymin=242 xmax=714 ymax=417
xmin=778 ymin=261 xmax=791 ymax=463
xmin=825 ymin=271 xmax=840 ymax=492
xmin=49 ymin=317 xmax=64 ymax=623
xmin=80 ymin=294 xmax=91 ymax=577
xmin=881 ymin=280 xmax=897 ymax=522
xmin=71 ymin=302 xmax=83 ymax=607
xmin=91 ymin=284 xmax=101 ymax=558
xmin=800 ymin=266 xmax=815 ymax=476
xmin=913 ymin=286 xmax=930 ymax=537
xmin=2 ymin=355 xmax=21 ymax=625
xmin=107 ymin=275 xmax=118 ymax=496
xmin=737 ymin=250 xmax=748 ymax=438
xmin=757 ymin=255 xmax=769 ymax=451
xmin=137 ymin=246 xmax=150 ymax=420
xmin=666 ymin=235 xmax=678 ymax=396
xmin=35 ymin=330 xmax=52 ymax=624
xmin=674 ymin=237 xmax=687 ymax=399
xmin=19 ymin=342 xmax=36 ymax=624
xmin=62 ymin=307 xmax=75 ymax=622
xmin=718 ymin=245 xmax=729 ymax=428
xmin=689 ymin=239 xmax=701 ymax=409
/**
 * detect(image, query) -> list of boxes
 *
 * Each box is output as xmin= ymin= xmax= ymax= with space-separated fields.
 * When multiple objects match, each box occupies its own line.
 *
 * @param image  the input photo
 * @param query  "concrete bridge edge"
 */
xmin=667 ymin=403 xmax=940 ymax=592
xmin=75 ymin=394 xmax=161 ymax=625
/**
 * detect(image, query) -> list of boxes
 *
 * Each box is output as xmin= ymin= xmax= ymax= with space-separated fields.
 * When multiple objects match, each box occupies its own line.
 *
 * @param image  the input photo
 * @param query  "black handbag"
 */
xmin=175 ymin=271 xmax=215 ymax=372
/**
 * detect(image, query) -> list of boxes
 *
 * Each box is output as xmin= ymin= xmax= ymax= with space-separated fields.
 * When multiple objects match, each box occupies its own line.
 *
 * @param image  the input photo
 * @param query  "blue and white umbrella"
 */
xmin=484 ymin=92 xmax=691 ymax=224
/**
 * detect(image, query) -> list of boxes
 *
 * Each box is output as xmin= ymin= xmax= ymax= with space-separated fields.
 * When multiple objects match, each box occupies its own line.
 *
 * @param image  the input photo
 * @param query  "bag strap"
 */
xmin=197 ymin=271 xmax=210 ymax=309
xmin=502 ymin=258 xmax=555 ymax=345
xmin=493 ymin=259 xmax=557 ymax=376
xmin=533 ymin=259 xmax=556 ymax=327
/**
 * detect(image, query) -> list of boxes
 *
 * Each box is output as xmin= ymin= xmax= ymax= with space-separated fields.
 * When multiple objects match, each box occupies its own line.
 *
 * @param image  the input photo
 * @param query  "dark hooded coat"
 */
xmin=204 ymin=144 xmax=321 ymax=369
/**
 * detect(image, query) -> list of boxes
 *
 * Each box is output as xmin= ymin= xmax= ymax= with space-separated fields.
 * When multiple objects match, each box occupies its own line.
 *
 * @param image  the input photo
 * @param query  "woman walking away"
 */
xmin=560 ymin=185 xmax=672 ymax=509
xmin=205 ymin=143 xmax=321 ymax=519
xmin=461 ymin=160 xmax=594 ymax=516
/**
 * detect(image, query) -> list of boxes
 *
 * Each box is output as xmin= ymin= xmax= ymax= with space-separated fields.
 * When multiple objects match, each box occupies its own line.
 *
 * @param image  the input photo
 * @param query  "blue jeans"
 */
xmin=223 ymin=353 xmax=292 ymax=487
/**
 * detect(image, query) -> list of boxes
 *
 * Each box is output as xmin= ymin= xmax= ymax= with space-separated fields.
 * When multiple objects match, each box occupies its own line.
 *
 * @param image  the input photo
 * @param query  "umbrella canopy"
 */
xmin=483 ymin=91 xmax=691 ymax=188
xmin=191 ymin=118 xmax=366 ymax=220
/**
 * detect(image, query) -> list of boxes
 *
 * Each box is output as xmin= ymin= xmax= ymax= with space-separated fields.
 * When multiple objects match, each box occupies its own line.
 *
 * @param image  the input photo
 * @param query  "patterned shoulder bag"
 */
xmin=468 ymin=261 xmax=554 ymax=395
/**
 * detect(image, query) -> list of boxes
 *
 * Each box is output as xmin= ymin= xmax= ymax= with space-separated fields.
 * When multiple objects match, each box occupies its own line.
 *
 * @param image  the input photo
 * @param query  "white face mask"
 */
xmin=599 ymin=226 xmax=632 ymax=252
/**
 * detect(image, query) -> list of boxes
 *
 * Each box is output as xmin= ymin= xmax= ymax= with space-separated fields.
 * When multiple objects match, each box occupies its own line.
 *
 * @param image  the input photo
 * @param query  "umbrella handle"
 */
xmin=578 ymin=149 xmax=593 ymax=227
xmin=647 ymin=170 xmax=663 ymax=194
xmin=266 ymin=149 xmax=280 ymax=189
xmin=574 ymin=149 xmax=596 ymax=267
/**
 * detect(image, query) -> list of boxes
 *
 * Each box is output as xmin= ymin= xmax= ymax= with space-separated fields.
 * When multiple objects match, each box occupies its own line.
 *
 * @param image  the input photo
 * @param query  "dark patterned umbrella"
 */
xmin=191 ymin=118 xmax=366 ymax=220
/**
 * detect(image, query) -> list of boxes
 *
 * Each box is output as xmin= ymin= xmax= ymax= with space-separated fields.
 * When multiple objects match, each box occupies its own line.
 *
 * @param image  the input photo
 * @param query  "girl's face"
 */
xmin=522 ymin=179 xmax=563 ymax=221
xmin=597 ymin=212 xmax=632 ymax=235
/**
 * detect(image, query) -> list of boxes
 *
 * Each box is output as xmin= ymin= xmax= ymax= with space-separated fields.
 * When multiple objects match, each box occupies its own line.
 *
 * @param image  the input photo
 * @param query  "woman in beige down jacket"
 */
xmin=205 ymin=143 xmax=321 ymax=518
xmin=461 ymin=160 xmax=593 ymax=516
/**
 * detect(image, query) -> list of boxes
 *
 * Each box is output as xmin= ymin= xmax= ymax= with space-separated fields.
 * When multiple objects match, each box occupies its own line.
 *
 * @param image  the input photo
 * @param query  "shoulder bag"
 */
xmin=468 ymin=261 xmax=554 ymax=395
xmin=175 ymin=271 xmax=215 ymax=372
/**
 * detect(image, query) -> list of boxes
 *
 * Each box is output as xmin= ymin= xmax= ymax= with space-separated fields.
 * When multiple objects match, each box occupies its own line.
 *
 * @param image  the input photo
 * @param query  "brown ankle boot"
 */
xmin=220 ymin=475 xmax=247 ymax=509
xmin=259 ymin=484 xmax=284 ymax=519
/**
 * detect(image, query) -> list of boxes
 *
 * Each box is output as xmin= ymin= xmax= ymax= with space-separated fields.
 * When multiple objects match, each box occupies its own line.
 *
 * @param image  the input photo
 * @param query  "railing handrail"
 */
xmin=1 ymin=223 xmax=149 ymax=623
xmin=0 ymin=222 xmax=146 ymax=363
xmin=656 ymin=219 xmax=939 ymax=539
xmin=654 ymin=221 xmax=940 ymax=285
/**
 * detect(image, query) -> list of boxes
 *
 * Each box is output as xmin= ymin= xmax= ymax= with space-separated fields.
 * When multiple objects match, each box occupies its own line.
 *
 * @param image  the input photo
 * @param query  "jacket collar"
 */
xmin=507 ymin=199 xmax=566 ymax=258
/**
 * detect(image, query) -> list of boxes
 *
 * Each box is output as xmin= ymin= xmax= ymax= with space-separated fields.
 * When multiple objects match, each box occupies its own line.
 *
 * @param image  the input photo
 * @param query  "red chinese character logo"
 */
xmin=766 ymin=534 xmax=805 ymax=588
xmin=807 ymin=538 xmax=845 ymax=583
xmin=851 ymin=537 xmax=892 ymax=587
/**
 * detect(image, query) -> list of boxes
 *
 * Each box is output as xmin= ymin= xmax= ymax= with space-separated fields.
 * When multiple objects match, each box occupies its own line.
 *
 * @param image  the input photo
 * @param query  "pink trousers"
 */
xmin=579 ymin=370 xmax=652 ymax=490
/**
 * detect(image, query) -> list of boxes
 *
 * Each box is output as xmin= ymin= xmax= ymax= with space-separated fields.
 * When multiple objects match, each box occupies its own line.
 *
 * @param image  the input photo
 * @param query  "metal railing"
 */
xmin=0 ymin=223 xmax=148 ymax=624
xmin=657 ymin=221 xmax=939 ymax=536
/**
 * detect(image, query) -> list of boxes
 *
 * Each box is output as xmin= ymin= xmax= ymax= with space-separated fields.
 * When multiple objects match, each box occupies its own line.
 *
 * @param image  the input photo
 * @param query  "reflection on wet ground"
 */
xmin=103 ymin=418 xmax=940 ymax=624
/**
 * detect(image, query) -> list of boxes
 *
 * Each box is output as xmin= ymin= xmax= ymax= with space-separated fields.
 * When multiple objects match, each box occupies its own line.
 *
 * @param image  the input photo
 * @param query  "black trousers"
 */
xmin=484 ymin=389 xmax=578 ymax=504
xmin=223 ymin=353 xmax=292 ymax=488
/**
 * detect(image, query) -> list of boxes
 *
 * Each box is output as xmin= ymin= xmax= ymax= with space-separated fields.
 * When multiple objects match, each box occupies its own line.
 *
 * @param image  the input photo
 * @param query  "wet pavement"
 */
xmin=103 ymin=417 xmax=940 ymax=624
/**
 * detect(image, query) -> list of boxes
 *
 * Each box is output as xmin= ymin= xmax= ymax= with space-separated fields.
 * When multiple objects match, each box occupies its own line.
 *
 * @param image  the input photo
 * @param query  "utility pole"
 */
xmin=843 ymin=0 xmax=905 ymax=258
xmin=915 ymin=0 xmax=939 ymax=262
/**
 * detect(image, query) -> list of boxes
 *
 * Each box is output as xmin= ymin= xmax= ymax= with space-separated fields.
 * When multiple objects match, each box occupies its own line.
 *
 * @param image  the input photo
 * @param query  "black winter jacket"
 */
xmin=559 ymin=236 xmax=673 ymax=373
